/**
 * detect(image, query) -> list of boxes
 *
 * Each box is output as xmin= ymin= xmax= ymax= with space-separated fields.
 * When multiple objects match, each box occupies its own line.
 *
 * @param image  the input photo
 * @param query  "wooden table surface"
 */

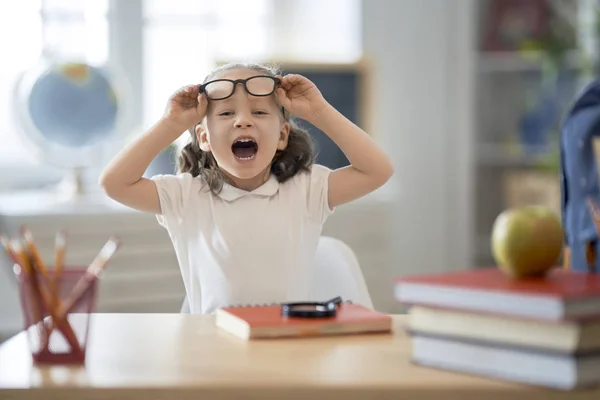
xmin=0 ymin=313 xmax=598 ymax=400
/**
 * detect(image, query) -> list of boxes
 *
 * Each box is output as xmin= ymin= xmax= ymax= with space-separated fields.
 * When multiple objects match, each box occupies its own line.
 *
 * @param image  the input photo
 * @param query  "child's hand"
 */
xmin=275 ymin=74 xmax=329 ymax=121
xmin=163 ymin=85 xmax=208 ymax=131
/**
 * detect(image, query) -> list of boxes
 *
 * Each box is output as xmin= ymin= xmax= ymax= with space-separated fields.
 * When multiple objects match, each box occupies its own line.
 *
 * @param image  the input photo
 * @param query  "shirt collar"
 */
xmin=215 ymin=174 xmax=280 ymax=202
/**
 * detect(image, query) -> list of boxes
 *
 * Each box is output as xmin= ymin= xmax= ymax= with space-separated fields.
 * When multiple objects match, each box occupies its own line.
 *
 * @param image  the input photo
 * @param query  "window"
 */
xmin=142 ymin=0 xmax=362 ymax=130
xmin=0 ymin=0 xmax=362 ymax=185
xmin=0 ymin=0 xmax=109 ymax=165
xmin=142 ymin=0 xmax=274 ymax=130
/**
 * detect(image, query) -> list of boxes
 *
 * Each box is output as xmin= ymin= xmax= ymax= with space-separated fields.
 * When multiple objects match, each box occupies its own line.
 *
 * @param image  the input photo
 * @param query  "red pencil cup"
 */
xmin=14 ymin=265 xmax=98 ymax=365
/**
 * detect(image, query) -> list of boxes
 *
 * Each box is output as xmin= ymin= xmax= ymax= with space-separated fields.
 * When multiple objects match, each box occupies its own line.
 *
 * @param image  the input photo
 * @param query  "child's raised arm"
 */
xmin=275 ymin=74 xmax=394 ymax=208
xmin=99 ymin=85 xmax=207 ymax=214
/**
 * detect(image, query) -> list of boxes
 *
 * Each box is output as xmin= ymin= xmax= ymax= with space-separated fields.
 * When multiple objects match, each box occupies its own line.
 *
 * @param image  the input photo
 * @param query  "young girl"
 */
xmin=99 ymin=62 xmax=394 ymax=314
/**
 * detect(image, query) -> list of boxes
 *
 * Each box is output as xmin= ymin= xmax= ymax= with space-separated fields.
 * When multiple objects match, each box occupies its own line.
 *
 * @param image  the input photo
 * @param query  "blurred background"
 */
xmin=0 ymin=0 xmax=598 ymax=339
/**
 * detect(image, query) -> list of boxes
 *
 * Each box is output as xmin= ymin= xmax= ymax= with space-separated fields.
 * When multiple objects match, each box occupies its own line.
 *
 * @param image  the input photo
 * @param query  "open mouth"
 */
xmin=231 ymin=137 xmax=258 ymax=161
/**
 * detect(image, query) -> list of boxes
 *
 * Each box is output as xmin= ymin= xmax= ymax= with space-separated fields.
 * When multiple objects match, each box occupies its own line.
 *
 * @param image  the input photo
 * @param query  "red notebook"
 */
xmin=215 ymin=302 xmax=392 ymax=340
xmin=395 ymin=267 xmax=600 ymax=321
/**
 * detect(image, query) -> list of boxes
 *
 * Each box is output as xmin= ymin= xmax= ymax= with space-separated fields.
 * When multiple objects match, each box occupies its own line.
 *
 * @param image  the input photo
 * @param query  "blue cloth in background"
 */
xmin=560 ymin=79 xmax=600 ymax=272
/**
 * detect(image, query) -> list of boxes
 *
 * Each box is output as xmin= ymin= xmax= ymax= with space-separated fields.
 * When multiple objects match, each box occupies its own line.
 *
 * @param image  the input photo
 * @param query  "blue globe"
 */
xmin=26 ymin=63 xmax=118 ymax=148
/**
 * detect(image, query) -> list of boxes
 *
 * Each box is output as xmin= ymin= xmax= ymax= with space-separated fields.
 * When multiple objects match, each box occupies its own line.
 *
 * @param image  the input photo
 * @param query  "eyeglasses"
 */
xmin=281 ymin=296 xmax=348 ymax=318
xmin=199 ymin=75 xmax=281 ymax=101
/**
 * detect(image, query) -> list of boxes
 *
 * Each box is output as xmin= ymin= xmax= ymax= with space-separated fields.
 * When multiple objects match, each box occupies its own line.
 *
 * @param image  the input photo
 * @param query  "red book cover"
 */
xmin=395 ymin=267 xmax=600 ymax=321
xmin=398 ymin=267 xmax=600 ymax=299
xmin=215 ymin=303 xmax=392 ymax=339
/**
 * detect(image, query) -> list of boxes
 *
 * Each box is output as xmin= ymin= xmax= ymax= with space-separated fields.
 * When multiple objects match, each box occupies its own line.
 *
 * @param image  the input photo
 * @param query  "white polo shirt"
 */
xmin=151 ymin=164 xmax=334 ymax=314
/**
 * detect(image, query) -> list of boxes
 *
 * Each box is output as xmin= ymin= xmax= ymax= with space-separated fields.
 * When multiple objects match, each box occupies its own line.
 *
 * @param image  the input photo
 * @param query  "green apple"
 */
xmin=491 ymin=205 xmax=563 ymax=278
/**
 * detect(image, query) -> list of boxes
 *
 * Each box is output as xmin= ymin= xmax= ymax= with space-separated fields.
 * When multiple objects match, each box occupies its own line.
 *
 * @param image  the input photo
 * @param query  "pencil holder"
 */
xmin=14 ymin=266 xmax=98 ymax=365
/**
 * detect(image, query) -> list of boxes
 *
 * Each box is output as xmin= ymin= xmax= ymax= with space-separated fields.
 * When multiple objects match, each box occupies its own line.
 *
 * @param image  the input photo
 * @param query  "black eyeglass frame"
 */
xmin=199 ymin=75 xmax=282 ymax=101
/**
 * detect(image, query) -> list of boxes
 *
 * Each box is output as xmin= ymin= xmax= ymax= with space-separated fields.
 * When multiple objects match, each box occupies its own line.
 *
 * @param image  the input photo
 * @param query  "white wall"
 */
xmin=359 ymin=0 xmax=476 ymax=312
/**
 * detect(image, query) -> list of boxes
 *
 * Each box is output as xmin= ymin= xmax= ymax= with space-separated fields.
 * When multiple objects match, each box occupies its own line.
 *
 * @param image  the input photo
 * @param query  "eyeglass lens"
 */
xmin=203 ymin=76 xmax=277 ymax=100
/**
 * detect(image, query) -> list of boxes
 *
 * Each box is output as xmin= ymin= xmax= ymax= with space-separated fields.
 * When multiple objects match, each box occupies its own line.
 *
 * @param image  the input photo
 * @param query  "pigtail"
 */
xmin=271 ymin=120 xmax=315 ymax=182
xmin=178 ymin=141 xmax=201 ymax=177
xmin=177 ymin=127 xmax=226 ymax=193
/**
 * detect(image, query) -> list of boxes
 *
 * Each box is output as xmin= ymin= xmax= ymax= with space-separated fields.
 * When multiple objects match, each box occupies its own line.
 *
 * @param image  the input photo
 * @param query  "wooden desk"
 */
xmin=0 ymin=314 xmax=598 ymax=400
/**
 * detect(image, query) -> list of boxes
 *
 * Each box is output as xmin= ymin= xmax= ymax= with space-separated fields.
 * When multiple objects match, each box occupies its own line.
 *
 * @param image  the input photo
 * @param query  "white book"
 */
xmin=411 ymin=334 xmax=600 ymax=390
xmin=407 ymin=306 xmax=600 ymax=354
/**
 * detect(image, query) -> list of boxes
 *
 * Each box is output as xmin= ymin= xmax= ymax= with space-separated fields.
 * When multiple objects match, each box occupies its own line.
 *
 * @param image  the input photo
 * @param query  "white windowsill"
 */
xmin=0 ymin=163 xmax=64 ymax=192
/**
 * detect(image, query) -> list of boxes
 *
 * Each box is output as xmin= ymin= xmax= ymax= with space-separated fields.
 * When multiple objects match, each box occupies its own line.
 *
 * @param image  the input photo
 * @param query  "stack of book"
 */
xmin=394 ymin=267 xmax=600 ymax=390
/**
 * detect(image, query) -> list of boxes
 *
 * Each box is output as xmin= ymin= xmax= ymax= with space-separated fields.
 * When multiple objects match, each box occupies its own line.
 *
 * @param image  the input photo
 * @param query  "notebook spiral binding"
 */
xmin=227 ymin=300 xmax=354 ymax=308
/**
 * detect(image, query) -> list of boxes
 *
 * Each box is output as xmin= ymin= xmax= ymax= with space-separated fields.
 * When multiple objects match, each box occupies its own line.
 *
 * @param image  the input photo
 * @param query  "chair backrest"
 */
xmin=309 ymin=236 xmax=374 ymax=309
xmin=180 ymin=236 xmax=373 ymax=313
xmin=180 ymin=294 xmax=190 ymax=313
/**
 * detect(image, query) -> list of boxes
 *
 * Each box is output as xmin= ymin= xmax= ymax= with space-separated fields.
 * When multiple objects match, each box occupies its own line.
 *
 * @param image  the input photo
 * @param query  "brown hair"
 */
xmin=177 ymin=62 xmax=315 ymax=194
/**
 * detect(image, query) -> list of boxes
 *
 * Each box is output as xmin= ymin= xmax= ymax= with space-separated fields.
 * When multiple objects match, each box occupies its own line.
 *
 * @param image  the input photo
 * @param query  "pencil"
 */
xmin=12 ymin=239 xmax=82 ymax=353
xmin=59 ymin=237 xmax=120 ymax=317
xmin=9 ymin=239 xmax=50 ymax=348
xmin=22 ymin=227 xmax=71 ymax=335
xmin=52 ymin=231 xmax=67 ymax=313
xmin=21 ymin=227 xmax=51 ymax=281
xmin=21 ymin=227 xmax=60 ymax=338
xmin=44 ymin=236 xmax=120 ymax=344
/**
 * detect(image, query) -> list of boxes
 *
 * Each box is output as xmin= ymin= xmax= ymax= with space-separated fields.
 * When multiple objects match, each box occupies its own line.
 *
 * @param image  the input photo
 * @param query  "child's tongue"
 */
xmin=232 ymin=141 xmax=257 ymax=158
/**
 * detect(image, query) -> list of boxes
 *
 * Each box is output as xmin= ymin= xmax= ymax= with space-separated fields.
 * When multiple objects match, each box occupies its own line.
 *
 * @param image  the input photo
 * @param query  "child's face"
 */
xmin=197 ymin=68 xmax=290 ymax=189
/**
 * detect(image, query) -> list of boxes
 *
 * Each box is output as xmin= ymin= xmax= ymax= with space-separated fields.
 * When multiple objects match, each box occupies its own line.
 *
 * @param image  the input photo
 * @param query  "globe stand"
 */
xmin=38 ymin=166 xmax=120 ymax=211
xmin=55 ymin=167 xmax=86 ymax=199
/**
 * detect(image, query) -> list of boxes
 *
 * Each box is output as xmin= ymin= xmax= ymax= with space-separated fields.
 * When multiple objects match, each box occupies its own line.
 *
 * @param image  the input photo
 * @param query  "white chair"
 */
xmin=180 ymin=236 xmax=373 ymax=313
